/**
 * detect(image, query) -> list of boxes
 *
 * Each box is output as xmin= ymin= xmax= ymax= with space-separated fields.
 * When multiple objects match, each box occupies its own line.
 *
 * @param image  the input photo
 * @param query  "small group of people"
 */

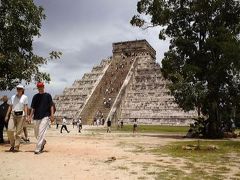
xmin=72 ymin=118 xmax=82 ymax=132
xmin=106 ymin=118 xmax=138 ymax=133
xmin=93 ymin=111 xmax=105 ymax=126
xmin=59 ymin=117 xmax=82 ymax=133
xmin=117 ymin=119 xmax=124 ymax=129
xmin=0 ymin=82 xmax=54 ymax=154
xmin=103 ymin=97 xmax=112 ymax=108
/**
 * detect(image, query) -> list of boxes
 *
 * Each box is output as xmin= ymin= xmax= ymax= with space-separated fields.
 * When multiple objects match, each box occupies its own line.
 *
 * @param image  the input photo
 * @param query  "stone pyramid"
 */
xmin=54 ymin=40 xmax=196 ymax=125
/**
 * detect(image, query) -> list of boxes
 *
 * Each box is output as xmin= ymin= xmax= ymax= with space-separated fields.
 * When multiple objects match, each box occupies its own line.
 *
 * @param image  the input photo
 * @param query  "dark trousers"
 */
xmin=0 ymin=122 xmax=4 ymax=142
xmin=78 ymin=125 xmax=82 ymax=133
xmin=60 ymin=125 xmax=69 ymax=133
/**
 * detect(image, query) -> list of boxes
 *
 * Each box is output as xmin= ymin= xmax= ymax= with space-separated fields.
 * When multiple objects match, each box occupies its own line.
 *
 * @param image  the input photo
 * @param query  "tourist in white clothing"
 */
xmin=60 ymin=117 xmax=70 ymax=133
xmin=5 ymin=84 xmax=29 ymax=152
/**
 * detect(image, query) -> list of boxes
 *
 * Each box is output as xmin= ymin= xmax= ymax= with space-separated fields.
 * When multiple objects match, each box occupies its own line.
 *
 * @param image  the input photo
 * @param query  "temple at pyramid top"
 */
xmin=54 ymin=40 xmax=196 ymax=125
xmin=112 ymin=40 xmax=156 ymax=58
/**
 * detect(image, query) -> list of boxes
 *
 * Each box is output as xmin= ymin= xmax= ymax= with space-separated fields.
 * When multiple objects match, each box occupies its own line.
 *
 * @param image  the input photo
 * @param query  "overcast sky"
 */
xmin=0 ymin=0 xmax=169 ymax=101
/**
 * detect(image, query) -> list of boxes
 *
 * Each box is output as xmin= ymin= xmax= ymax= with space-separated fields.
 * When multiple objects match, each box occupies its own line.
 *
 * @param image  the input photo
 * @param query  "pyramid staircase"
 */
xmin=53 ymin=59 xmax=111 ymax=119
xmin=54 ymin=40 xmax=197 ymax=125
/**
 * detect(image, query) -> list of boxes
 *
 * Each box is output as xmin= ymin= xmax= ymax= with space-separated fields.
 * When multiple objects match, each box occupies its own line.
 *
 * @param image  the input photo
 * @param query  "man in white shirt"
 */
xmin=60 ymin=117 xmax=70 ymax=133
xmin=77 ymin=117 xmax=82 ymax=133
xmin=5 ymin=84 xmax=28 ymax=152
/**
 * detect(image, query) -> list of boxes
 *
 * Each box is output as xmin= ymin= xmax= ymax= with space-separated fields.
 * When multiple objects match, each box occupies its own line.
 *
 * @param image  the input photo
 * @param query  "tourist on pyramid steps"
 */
xmin=60 ymin=117 xmax=70 ymax=133
xmin=105 ymin=88 xmax=109 ymax=94
xmin=105 ymin=98 xmax=111 ymax=108
xmin=30 ymin=82 xmax=55 ymax=155
xmin=5 ymin=85 xmax=29 ymax=152
xmin=107 ymin=118 xmax=111 ymax=133
xmin=103 ymin=98 xmax=106 ymax=106
xmin=77 ymin=118 xmax=82 ymax=133
xmin=133 ymin=118 xmax=138 ymax=134
xmin=0 ymin=96 xmax=10 ymax=144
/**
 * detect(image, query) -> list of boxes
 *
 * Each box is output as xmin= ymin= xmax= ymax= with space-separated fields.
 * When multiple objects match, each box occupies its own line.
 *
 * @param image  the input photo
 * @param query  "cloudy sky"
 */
xmin=1 ymin=0 xmax=170 ymax=101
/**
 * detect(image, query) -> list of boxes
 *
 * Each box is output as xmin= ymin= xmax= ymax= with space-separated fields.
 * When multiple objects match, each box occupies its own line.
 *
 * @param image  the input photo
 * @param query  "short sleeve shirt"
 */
xmin=62 ymin=118 xmax=67 ymax=125
xmin=31 ymin=93 xmax=53 ymax=120
xmin=11 ymin=94 xmax=28 ymax=115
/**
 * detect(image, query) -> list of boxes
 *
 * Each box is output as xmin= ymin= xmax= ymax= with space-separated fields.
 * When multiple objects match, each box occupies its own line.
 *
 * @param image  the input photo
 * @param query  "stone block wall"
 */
xmin=54 ymin=40 xmax=197 ymax=125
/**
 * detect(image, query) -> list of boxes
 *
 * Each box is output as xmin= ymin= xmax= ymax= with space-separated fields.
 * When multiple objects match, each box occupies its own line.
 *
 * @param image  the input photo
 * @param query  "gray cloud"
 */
xmin=1 ymin=0 xmax=170 ymax=101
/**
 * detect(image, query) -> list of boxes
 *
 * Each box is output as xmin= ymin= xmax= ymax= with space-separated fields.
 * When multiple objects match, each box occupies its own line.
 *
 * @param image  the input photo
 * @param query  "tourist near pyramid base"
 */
xmin=54 ymin=40 xmax=197 ymax=125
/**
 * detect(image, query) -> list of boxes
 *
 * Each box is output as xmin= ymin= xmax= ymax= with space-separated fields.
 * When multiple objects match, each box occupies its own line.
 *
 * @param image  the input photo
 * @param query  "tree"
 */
xmin=0 ymin=0 xmax=61 ymax=90
xmin=131 ymin=0 xmax=240 ymax=138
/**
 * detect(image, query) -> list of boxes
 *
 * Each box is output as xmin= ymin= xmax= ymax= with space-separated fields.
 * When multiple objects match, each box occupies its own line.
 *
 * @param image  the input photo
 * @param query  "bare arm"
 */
xmin=50 ymin=105 xmax=54 ymax=123
xmin=24 ymin=105 xmax=28 ymax=117
xmin=29 ymin=108 xmax=35 ymax=123
xmin=5 ymin=105 xmax=12 ymax=122
xmin=24 ymin=105 xmax=29 ymax=122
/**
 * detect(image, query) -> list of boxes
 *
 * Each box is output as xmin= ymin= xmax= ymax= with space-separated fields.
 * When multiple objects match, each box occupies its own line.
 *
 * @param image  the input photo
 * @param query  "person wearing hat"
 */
xmin=0 ymin=96 xmax=9 ymax=143
xmin=5 ymin=85 xmax=29 ymax=152
xmin=29 ymin=82 xmax=54 ymax=154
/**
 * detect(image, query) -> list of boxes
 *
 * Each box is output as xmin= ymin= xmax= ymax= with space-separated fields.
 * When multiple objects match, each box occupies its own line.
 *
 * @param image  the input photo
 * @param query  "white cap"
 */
xmin=16 ymin=84 xmax=24 ymax=89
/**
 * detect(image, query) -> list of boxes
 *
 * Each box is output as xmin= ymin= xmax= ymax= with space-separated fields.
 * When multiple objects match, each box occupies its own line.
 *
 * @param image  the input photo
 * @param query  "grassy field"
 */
xmin=117 ymin=125 xmax=189 ymax=133
xmin=151 ymin=140 xmax=240 ymax=162
xmin=149 ymin=140 xmax=240 ymax=179
xmin=87 ymin=125 xmax=189 ymax=134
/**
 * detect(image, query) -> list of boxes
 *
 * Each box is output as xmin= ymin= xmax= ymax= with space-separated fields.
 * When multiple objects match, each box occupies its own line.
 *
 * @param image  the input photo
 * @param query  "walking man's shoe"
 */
xmin=34 ymin=151 xmax=41 ymax=155
xmin=14 ymin=146 xmax=20 ymax=152
xmin=9 ymin=146 xmax=14 ymax=152
xmin=40 ymin=139 xmax=46 ymax=152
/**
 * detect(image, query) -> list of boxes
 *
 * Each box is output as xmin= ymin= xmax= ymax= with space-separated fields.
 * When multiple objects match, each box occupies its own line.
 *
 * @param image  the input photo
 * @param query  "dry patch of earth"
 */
xmin=0 ymin=125 xmax=239 ymax=180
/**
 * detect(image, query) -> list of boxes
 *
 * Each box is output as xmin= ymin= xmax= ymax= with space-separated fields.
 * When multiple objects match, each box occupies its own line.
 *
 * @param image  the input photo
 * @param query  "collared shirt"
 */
xmin=10 ymin=94 xmax=28 ymax=115
xmin=31 ymin=93 xmax=53 ymax=119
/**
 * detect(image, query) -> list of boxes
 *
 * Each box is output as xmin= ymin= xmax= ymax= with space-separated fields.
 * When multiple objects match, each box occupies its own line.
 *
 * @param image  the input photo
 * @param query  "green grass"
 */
xmin=117 ymin=125 xmax=189 ymax=133
xmin=151 ymin=140 xmax=240 ymax=163
xmin=87 ymin=125 xmax=189 ymax=134
xmin=154 ymin=163 xmax=227 ymax=180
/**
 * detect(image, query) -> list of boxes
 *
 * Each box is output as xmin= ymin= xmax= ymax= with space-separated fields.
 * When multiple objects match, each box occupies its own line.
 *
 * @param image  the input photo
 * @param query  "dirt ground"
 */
xmin=0 ymin=125 xmax=239 ymax=180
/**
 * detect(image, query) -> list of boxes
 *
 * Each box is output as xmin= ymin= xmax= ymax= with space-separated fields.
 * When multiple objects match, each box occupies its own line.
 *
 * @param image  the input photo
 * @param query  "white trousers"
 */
xmin=33 ymin=117 xmax=50 ymax=152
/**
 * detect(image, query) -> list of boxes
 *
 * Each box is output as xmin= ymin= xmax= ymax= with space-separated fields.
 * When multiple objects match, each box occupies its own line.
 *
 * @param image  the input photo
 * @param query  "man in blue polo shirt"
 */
xmin=30 ymin=82 xmax=54 ymax=154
